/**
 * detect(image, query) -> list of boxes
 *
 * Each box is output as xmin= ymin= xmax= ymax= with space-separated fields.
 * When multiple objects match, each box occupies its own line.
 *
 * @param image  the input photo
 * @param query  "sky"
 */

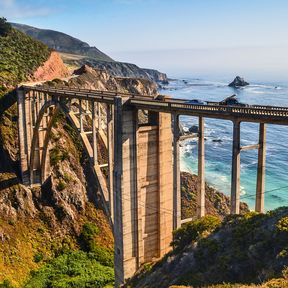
xmin=2 ymin=0 xmax=288 ymax=81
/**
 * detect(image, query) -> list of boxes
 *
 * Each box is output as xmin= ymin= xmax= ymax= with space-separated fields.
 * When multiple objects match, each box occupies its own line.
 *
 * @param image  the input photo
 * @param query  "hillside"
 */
xmin=11 ymin=23 xmax=114 ymax=62
xmin=129 ymin=208 xmax=288 ymax=288
xmin=11 ymin=23 xmax=169 ymax=84
xmin=0 ymin=27 xmax=50 ymax=93
xmin=0 ymin=22 xmax=114 ymax=287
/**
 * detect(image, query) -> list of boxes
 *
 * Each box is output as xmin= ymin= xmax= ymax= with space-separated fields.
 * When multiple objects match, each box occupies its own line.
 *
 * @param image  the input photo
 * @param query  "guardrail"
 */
xmin=22 ymin=85 xmax=288 ymax=120
xmin=129 ymin=98 xmax=288 ymax=119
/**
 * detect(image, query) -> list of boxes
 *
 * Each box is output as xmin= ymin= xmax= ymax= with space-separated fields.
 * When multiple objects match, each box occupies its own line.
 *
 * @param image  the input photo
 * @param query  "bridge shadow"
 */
xmin=0 ymin=176 xmax=19 ymax=191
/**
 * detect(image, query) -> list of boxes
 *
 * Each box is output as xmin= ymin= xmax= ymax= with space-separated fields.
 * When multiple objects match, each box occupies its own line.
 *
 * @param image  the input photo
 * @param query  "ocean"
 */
xmin=160 ymin=78 xmax=288 ymax=211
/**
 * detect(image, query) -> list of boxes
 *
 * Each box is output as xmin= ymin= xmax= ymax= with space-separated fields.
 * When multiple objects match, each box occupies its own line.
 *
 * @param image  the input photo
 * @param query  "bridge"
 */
xmin=16 ymin=85 xmax=288 ymax=286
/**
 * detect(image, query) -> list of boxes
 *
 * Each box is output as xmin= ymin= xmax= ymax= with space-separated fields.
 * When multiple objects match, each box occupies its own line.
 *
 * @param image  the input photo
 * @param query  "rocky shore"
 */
xmin=181 ymin=171 xmax=249 ymax=219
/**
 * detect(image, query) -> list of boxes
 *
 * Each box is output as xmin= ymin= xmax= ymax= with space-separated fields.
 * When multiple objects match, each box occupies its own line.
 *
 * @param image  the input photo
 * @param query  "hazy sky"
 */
xmin=2 ymin=0 xmax=288 ymax=80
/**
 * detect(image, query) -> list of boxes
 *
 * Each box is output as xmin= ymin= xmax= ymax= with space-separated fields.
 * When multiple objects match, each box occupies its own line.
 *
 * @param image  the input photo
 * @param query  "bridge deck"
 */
xmin=23 ymin=85 xmax=288 ymax=125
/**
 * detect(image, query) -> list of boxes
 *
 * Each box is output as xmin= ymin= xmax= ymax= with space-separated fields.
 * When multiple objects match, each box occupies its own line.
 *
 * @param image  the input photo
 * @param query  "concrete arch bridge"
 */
xmin=17 ymin=85 xmax=288 ymax=286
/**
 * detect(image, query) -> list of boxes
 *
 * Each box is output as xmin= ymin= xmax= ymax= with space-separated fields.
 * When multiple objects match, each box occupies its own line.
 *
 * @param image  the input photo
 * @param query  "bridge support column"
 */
xmin=113 ymin=100 xmax=173 ymax=286
xmin=17 ymin=88 xmax=30 ymax=185
xmin=256 ymin=123 xmax=266 ymax=213
xmin=113 ymin=97 xmax=138 ymax=286
xmin=197 ymin=116 xmax=205 ymax=217
xmin=107 ymin=104 xmax=114 ymax=221
xmin=231 ymin=120 xmax=241 ymax=214
xmin=158 ymin=112 xmax=173 ymax=257
xmin=172 ymin=113 xmax=181 ymax=229
xmin=92 ymin=102 xmax=98 ymax=165
xmin=79 ymin=99 xmax=84 ymax=133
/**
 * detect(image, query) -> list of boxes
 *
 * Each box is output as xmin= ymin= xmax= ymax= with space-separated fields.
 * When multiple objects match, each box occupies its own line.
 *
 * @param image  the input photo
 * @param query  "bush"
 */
xmin=0 ymin=280 xmax=13 ymax=288
xmin=0 ymin=18 xmax=12 ymax=37
xmin=172 ymin=215 xmax=221 ymax=250
xmin=276 ymin=217 xmax=288 ymax=233
xmin=34 ymin=252 xmax=44 ymax=263
xmin=79 ymin=223 xmax=114 ymax=267
xmin=56 ymin=180 xmax=67 ymax=191
xmin=24 ymin=251 xmax=114 ymax=288
xmin=50 ymin=146 xmax=69 ymax=166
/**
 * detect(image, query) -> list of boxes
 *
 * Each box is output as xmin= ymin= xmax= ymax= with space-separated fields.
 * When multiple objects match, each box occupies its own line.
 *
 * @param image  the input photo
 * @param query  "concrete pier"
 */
xmin=256 ymin=123 xmax=267 ymax=212
xmin=197 ymin=117 xmax=205 ymax=217
xmin=92 ymin=101 xmax=98 ymax=165
xmin=172 ymin=113 xmax=181 ymax=229
xmin=231 ymin=120 xmax=241 ymax=214
xmin=113 ymin=99 xmax=173 ymax=285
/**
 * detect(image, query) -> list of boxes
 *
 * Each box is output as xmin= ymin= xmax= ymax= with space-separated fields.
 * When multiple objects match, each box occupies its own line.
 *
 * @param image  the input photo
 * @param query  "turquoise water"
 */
xmin=160 ymin=78 xmax=288 ymax=211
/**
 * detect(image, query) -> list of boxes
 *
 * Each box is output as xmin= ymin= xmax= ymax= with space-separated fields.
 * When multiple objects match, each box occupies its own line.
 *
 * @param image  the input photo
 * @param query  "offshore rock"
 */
xmin=228 ymin=76 xmax=249 ymax=87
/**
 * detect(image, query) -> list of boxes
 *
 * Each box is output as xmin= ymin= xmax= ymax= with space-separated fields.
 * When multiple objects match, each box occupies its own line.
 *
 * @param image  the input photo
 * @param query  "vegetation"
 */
xmin=0 ymin=24 xmax=50 ymax=96
xmin=172 ymin=215 xmax=221 ymax=250
xmin=130 ymin=208 xmax=288 ymax=288
xmin=0 ymin=18 xmax=11 ymax=37
xmin=23 ymin=222 xmax=114 ymax=288
xmin=24 ymin=251 xmax=114 ymax=288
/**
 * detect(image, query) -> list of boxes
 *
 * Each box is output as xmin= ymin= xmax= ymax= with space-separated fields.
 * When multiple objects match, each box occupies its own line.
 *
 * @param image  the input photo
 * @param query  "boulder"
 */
xmin=188 ymin=125 xmax=199 ymax=133
xmin=228 ymin=76 xmax=249 ymax=87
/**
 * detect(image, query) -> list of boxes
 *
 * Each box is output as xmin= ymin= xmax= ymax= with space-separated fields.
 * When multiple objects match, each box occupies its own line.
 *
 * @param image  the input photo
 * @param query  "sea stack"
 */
xmin=228 ymin=76 xmax=249 ymax=87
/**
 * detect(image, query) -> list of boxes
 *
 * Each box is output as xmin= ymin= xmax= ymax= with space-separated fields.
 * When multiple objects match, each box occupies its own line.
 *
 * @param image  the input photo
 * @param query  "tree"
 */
xmin=0 ymin=17 xmax=12 ymax=37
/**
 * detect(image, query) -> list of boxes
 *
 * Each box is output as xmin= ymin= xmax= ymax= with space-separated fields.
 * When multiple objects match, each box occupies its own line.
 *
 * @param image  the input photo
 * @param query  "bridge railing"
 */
xmin=129 ymin=98 xmax=288 ymax=118
xmin=22 ymin=85 xmax=288 ymax=119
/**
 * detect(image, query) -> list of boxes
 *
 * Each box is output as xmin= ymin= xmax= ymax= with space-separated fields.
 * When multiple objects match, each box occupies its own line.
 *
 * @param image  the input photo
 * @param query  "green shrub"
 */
xmin=50 ymin=146 xmax=69 ymax=166
xmin=24 ymin=251 xmax=114 ymax=288
xmin=34 ymin=252 xmax=44 ymax=263
xmin=276 ymin=216 xmax=288 ymax=233
xmin=0 ymin=18 xmax=12 ymax=37
xmin=0 ymin=279 xmax=14 ymax=288
xmin=56 ymin=180 xmax=67 ymax=191
xmin=172 ymin=215 xmax=221 ymax=250
xmin=79 ymin=223 xmax=114 ymax=267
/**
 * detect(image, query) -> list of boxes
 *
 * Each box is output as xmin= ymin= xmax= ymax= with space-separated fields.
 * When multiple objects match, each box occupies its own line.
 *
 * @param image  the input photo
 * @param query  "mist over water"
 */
xmin=160 ymin=78 xmax=288 ymax=211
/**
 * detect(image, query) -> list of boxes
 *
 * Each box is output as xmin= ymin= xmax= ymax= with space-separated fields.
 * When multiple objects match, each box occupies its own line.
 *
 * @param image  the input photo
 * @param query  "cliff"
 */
xmin=11 ymin=23 xmax=114 ymax=62
xmin=181 ymin=172 xmax=249 ymax=219
xmin=61 ymin=54 xmax=169 ymax=83
xmin=143 ymin=68 xmax=168 ymax=83
xmin=30 ymin=51 xmax=69 ymax=82
xmin=11 ymin=23 xmax=168 ymax=84
xmin=46 ymin=64 xmax=158 ymax=96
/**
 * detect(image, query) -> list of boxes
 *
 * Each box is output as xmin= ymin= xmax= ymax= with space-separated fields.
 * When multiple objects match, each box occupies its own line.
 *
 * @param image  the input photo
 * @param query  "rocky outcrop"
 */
xmin=30 ymin=51 xmax=69 ymax=82
xmin=142 ymin=68 xmax=169 ymax=83
xmin=65 ymin=57 xmax=168 ymax=83
xmin=181 ymin=172 xmax=249 ymax=219
xmin=228 ymin=76 xmax=249 ymax=87
xmin=65 ymin=65 xmax=158 ymax=95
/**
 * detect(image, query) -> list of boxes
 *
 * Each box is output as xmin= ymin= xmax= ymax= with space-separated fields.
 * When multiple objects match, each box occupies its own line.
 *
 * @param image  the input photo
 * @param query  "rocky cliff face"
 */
xmin=63 ymin=56 xmax=169 ymax=84
xmin=0 ymin=112 xmax=113 ymax=286
xmin=30 ymin=51 xmax=69 ymax=82
xmin=181 ymin=172 xmax=249 ymax=219
xmin=53 ymin=65 xmax=158 ymax=95
xmin=142 ymin=68 xmax=168 ymax=83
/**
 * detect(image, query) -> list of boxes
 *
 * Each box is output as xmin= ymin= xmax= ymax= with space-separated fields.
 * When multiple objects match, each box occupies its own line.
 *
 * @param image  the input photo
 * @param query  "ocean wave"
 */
xmin=240 ymin=186 xmax=247 ymax=196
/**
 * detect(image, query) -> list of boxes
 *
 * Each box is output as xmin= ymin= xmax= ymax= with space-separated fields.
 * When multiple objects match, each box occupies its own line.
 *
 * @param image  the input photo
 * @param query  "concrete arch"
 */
xmin=29 ymin=98 xmax=112 ymax=223
xmin=40 ymin=105 xmax=61 ymax=183
xmin=29 ymin=100 xmax=59 ymax=184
